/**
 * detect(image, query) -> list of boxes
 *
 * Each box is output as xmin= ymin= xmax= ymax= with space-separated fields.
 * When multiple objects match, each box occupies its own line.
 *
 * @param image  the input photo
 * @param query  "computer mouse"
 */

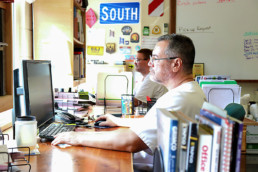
xmin=94 ymin=119 xmax=106 ymax=126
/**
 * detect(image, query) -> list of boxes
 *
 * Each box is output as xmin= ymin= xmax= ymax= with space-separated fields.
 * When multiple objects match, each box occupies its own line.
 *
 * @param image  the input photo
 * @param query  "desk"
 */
xmin=4 ymin=114 xmax=258 ymax=171
xmin=4 ymin=126 xmax=133 ymax=172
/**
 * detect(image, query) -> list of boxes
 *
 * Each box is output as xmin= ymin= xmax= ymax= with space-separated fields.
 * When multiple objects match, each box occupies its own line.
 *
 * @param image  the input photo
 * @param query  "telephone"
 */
xmin=55 ymin=112 xmax=76 ymax=123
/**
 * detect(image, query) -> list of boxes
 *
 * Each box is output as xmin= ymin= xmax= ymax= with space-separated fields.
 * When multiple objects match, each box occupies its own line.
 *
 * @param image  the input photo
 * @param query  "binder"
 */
xmin=200 ymin=80 xmax=241 ymax=109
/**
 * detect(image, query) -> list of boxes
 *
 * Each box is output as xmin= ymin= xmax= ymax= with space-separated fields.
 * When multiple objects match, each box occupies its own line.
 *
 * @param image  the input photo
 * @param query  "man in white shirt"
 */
xmin=133 ymin=48 xmax=168 ymax=106
xmin=52 ymin=34 xmax=207 ymax=171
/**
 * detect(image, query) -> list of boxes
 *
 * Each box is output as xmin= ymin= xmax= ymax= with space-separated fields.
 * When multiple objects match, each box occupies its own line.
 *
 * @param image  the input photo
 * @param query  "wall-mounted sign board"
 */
xmin=100 ymin=2 xmax=140 ymax=24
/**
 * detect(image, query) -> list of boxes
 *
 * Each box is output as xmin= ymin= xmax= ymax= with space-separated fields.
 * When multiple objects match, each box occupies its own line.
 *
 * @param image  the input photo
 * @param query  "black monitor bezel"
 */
xmin=22 ymin=60 xmax=55 ymax=128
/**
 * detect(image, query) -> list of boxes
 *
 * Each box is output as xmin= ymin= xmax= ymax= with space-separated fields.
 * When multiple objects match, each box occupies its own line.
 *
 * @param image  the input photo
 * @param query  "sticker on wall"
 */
xmin=164 ymin=23 xmax=169 ymax=34
xmin=87 ymin=46 xmax=104 ymax=55
xmin=125 ymin=60 xmax=135 ymax=72
xmin=109 ymin=29 xmax=115 ymax=37
xmin=124 ymin=55 xmax=136 ymax=61
xmin=135 ymin=45 xmax=141 ymax=51
xmin=119 ymin=46 xmax=132 ymax=54
xmin=106 ymin=43 xmax=116 ymax=54
xmin=152 ymin=25 xmax=161 ymax=35
xmin=128 ymin=64 xmax=134 ymax=69
xmin=148 ymin=0 xmax=164 ymax=17
xmin=121 ymin=26 xmax=132 ymax=35
xmin=126 ymin=61 xmax=134 ymax=71
xmin=119 ymin=37 xmax=125 ymax=45
xmin=130 ymin=33 xmax=139 ymax=43
xmin=125 ymin=41 xmax=129 ymax=45
xmin=86 ymin=8 xmax=97 ymax=28
xmin=143 ymin=26 xmax=150 ymax=36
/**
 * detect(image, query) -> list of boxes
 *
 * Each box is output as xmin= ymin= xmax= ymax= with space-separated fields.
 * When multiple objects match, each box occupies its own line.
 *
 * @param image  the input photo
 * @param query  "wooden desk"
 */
xmin=4 ymin=126 xmax=133 ymax=172
xmin=28 ymin=142 xmax=132 ymax=172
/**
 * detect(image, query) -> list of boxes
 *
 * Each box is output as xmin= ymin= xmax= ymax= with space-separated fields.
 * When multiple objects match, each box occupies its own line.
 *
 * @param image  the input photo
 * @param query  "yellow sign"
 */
xmin=87 ymin=46 xmax=104 ymax=55
xmin=192 ymin=63 xmax=204 ymax=78
xmin=152 ymin=25 xmax=161 ymax=35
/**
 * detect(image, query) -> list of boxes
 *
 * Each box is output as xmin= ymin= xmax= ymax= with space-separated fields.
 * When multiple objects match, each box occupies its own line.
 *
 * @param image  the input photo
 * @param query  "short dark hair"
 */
xmin=137 ymin=49 xmax=152 ymax=60
xmin=158 ymin=34 xmax=195 ymax=74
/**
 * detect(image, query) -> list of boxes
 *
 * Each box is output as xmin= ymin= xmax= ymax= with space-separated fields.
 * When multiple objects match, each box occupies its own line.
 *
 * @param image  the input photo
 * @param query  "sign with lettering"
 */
xmin=87 ymin=46 xmax=104 ymax=55
xmin=86 ymin=8 xmax=97 ymax=28
xmin=100 ymin=2 xmax=140 ymax=24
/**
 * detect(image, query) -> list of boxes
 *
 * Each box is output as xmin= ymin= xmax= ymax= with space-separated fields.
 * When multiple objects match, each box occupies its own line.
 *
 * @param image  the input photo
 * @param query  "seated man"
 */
xmin=52 ymin=34 xmax=207 ymax=171
xmin=133 ymin=48 xmax=168 ymax=107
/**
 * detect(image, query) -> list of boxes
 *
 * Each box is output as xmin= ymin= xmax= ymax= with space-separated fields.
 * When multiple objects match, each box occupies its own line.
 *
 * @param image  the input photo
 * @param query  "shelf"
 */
xmin=0 ymin=2 xmax=7 ymax=9
xmin=0 ymin=42 xmax=8 ymax=46
xmin=0 ymin=95 xmax=13 ymax=112
xmin=74 ymin=37 xmax=84 ymax=47
xmin=74 ymin=78 xmax=86 ymax=87
xmin=236 ymin=80 xmax=258 ymax=83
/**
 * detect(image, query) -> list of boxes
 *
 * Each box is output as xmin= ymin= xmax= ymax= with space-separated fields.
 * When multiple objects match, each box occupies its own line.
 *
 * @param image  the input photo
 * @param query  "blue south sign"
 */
xmin=100 ymin=2 xmax=140 ymax=24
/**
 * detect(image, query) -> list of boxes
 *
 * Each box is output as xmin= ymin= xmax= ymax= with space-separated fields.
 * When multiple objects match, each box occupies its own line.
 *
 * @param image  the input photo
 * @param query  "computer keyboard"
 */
xmin=39 ymin=123 xmax=76 ymax=141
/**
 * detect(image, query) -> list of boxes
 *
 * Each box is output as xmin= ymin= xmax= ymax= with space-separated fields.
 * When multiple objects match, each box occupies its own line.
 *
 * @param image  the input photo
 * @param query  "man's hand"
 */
xmin=51 ymin=132 xmax=81 ymax=146
xmin=95 ymin=114 xmax=119 ymax=127
xmin=51 ymin=124 xmax=148 ymax=153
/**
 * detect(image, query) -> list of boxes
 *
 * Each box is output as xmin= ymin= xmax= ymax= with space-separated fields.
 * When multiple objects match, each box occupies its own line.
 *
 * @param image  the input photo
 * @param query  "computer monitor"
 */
xmin=23 ymin=60 xmax=55 ymax=128
xmin=13 ymin=60 xmax=55 ymax=130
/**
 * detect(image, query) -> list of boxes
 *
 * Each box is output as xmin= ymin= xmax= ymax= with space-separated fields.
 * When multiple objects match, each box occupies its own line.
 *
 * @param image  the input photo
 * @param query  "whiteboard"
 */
xmin=176 ymin=0 xmax=258 ymax=80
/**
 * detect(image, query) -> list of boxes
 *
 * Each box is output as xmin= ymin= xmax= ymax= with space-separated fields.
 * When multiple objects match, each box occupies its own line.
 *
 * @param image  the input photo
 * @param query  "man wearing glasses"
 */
xmin=52 ymin=34 xmax=206 ymax=171
xmin=133 ymin=48 xmax=168 ymax=107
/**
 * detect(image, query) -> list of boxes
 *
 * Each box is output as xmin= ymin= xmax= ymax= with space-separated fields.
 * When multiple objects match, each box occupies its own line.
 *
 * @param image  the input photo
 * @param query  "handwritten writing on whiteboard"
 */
xmin=177 ymin=0 xmax=234 ymax=6
xmin=177 ymin=0 xmax=207 ymax=6
xmin=217 ymin=0 xmax=234 ymax=3
xmin=178 ymin=26 xmax=213 ymax=33
xmin=244 ymin=39 xmax=258 ymax=60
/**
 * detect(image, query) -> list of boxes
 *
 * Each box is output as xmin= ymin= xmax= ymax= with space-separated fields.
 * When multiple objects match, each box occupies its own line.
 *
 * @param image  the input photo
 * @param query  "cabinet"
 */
xmin=33 ymin=0 xmax=86 ymax=88
xmin=0 ymin=2 xmax=13 ymax=112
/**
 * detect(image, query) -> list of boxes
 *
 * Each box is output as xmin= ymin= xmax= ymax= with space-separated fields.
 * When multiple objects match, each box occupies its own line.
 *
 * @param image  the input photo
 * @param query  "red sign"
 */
xmin=86 ymin=8 xmax=97 ymax=28
xmin=148 ymin=0 xmax=164 ymax=17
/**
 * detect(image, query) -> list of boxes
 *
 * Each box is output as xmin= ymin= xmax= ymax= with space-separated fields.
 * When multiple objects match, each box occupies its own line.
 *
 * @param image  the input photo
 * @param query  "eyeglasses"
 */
xmin=134 ymin=59 xmax=147 ymax=63
xmin=149 ymin=56 xmax=178 ymax=63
